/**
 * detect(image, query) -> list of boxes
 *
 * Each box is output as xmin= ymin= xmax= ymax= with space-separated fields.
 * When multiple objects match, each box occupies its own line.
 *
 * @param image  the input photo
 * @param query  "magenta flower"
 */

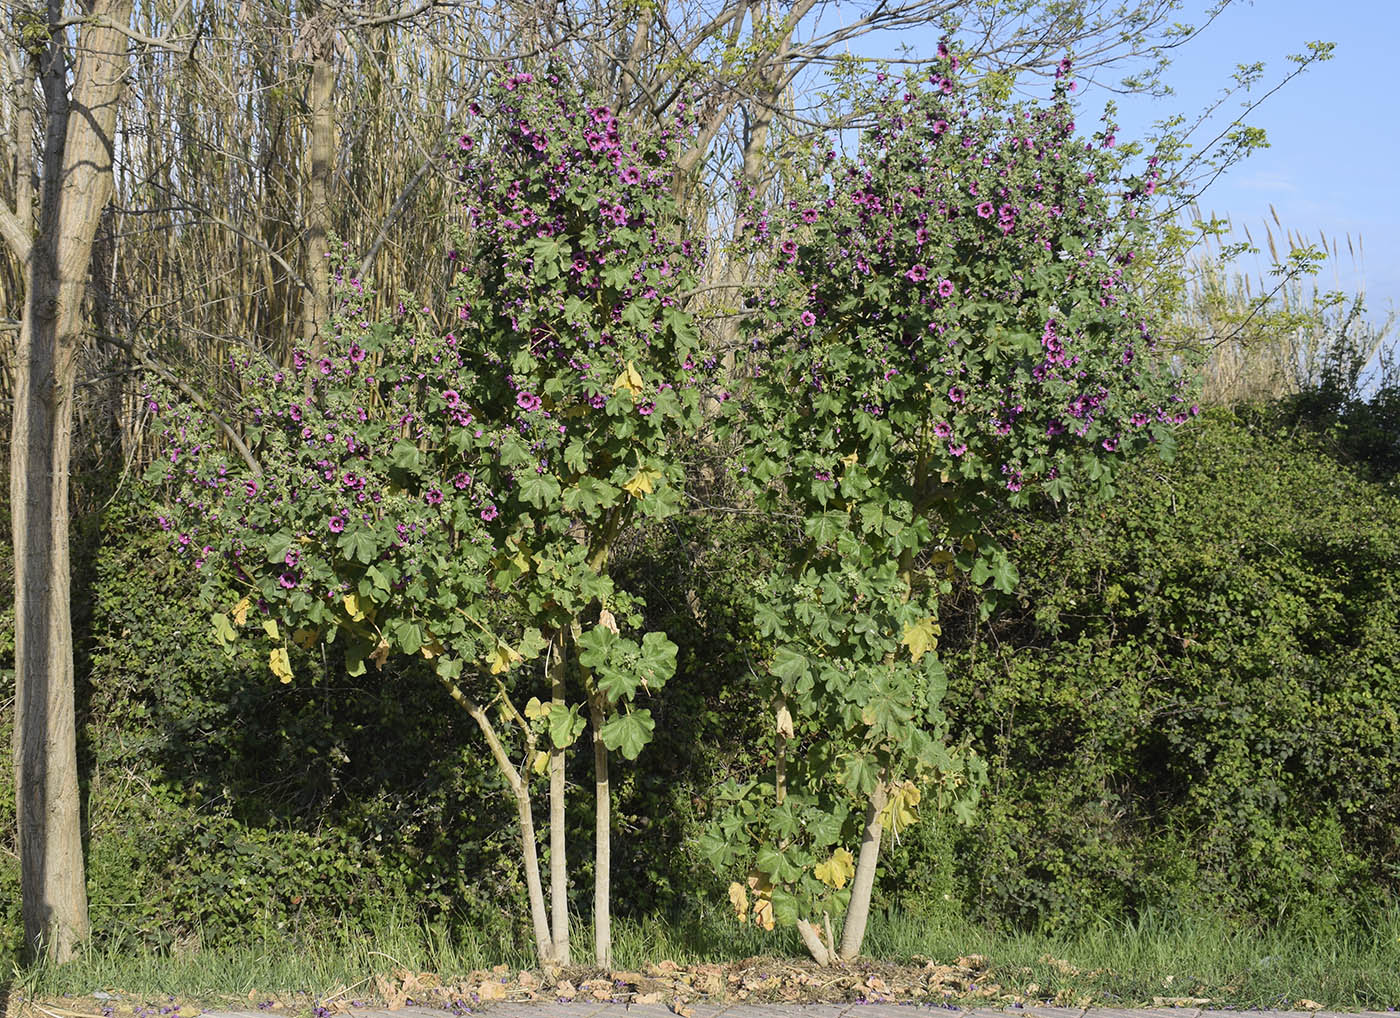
xmin=949 ymin=442 xmax=967 ymax=457
xmin=934 ymin=421 xmax=952 ymax=438
xmin=949 ymin=386 xmax=965 ymax=403
xmin=906 ymin=264 xmax=928 ymax=282
xmin=976 ymin=201 xmax=994 ymax=219
xmin=279 ymin=572 xmax=298 ymax=589
xmin=938 ymin=279 xmax=955 ymax=298
xmin=444 ymin=389 xmax=461 ymax=407
xmin=932 ymin=119 xmax=948 ymax=135
xmin=318 ymin=358 xmax=333 ymax=375
xmin=517 ymin=391 xmax=542 ymax=412
xmin=801 ymin=208 xmax=819 ymax=223
xmin=328 ymin=515 xmax=345 ymax=533
xmin=349 ymin=344 xmax=366 ymax=362
xmin=801 ymin=310 xmax=817 ymax=328
xmin=452 ymin=472 xmax=472 ymax=489
xmin=620 ymin=165 xmax=642 ymax=185
xmin=425 ymin=489 xmax=444 ymax=505
xmin=481 ymin=505 xmax=499 ymax=521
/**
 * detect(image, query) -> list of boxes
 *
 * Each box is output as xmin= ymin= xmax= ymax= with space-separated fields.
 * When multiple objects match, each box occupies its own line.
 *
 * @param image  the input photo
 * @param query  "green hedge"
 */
xmin=1 ymin=400 xmax=1398 ymax=948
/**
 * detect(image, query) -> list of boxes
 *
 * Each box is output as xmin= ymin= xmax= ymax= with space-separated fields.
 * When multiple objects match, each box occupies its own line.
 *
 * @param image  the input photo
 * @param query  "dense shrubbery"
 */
xmin=3 ymin=396 xmax=1398 ymax=950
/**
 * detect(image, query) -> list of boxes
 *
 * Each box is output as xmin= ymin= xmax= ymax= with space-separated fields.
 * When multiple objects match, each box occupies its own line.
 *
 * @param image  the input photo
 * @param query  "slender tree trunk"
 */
xmin=587 ymin=692 xmax=612 ymax=968
xmin=838 ymin=780 xmax=888 ymax=962
xmin=460 ymin=696 xmax=554 ymax=967
xmin=302 ymin=15 xmax=333 ymax=353
xmin=5 ymin=0 xmax=132 ymax=962
xmin=796 ymin=919 xmax=831 ymax=966
xmin=547 ymin=634 xmax=570 ymax=965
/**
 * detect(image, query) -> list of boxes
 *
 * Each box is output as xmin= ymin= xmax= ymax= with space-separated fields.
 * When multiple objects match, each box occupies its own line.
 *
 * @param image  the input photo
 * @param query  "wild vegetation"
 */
xmin=1 ymin=0 xmax=1397 ymax=1000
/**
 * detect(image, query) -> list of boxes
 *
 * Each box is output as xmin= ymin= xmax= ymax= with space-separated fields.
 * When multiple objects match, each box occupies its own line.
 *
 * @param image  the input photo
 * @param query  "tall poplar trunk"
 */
xmin=302 ymin=15 xmax=334 ymax=353
xmin=4 ymin=0 xmax=133 ymax=961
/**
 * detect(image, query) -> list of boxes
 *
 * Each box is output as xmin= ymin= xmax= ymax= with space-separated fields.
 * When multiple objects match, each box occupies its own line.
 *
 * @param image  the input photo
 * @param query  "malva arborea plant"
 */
xmin=148 ymin=68 xmax=709 ymax=968
xmin=706 ymin=49 xmax=1197 ymax=964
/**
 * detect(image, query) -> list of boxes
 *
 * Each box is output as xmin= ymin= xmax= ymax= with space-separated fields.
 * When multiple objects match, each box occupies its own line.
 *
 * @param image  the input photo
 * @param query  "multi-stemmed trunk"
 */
xmin=4 ymin=0 xmax=134 ymax=961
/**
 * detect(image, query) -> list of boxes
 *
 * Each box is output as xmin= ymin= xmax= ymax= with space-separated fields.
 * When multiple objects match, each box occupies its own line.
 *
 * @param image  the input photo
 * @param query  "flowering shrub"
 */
xmin=148 ymin=68 xmax=708 ymax=966
xmin=705 ymin=50 xmax=1196 ymax=962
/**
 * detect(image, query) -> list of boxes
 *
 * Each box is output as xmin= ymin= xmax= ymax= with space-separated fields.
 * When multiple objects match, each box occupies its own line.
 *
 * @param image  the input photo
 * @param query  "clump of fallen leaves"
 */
xmin=357 ymin=955 xmax=1000 ymax=1012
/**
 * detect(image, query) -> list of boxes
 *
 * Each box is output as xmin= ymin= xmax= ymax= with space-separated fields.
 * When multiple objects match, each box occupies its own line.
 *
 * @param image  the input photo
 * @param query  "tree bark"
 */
xmin=6 ymin=0 xmax=133 ymax=962
xmin=587 ymin=691 xmax=612 ymax=968
xmin=796 ymin=918 xmax=832 ymax=966
xmin=302 ymin=12 xmax=334 ymax=353
xmin=547 ymin=634 xmax=570 ymax=965
xmin=460 ymin=695 xmax=554 ymax=967
xmin=838 ymin=780 xmax=888 ymax=962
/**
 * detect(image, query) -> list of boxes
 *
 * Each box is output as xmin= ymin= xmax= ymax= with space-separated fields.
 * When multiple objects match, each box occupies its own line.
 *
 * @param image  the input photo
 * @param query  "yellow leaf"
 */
xmin=814 ymin=846 xmax=855 ymax=889
xmin=728 ymin=882 xmax=749 ymax=923
xmin=269 ymin=647 xmax=293 ymax=684
xmin=262 ymin=619 xmax=280 ymax=640
xmin=232 ymin=597 xmax=251 ymax=626
xmin=524 ymin=696 xmax=549 ymax=721
xmin=878 ymin=780 xmax=921 ymax=833
xmin=344 ymin=593 xmax=366 ymax=622
xmin=745 ymin=868 xmax=774 ymax=930
xmin=489 ymin=642 xmax=523 ymax=675
xmin=292 ymin=628 xmax=319 ymax=650
xmin=614 ymin=361 xmax=645 ymax=397
xmin=752 ymin=893 xmax=774 ymax=931
xmin=532 ymin=750 xmax=550 ymax=776
xmin=775 ymin=705 xmax=794 ymax=740
xmin=421 ymin=639 xmax=444 ymax=659
xmin=901 ymin=616 xmax=941 ymax=662
xmin=623 ymin=465 xmax=662 ymax=499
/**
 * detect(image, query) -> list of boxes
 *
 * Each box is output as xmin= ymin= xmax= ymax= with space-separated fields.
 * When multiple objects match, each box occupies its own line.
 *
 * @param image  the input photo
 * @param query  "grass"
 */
xmin=6 ymin=906 xmax=1400 ymax=1011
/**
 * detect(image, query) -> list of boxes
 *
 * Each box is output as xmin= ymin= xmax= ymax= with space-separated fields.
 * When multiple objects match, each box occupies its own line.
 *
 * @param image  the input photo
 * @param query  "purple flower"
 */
xmin=906 ymin=264 xmax=928 ymax=282
xmin=328 ymin=515 xmax=346 ymax=533
xmin=425 ymin=489 xmax=444 ymax=505
xmin=444 ymin=389 xmax=461 ymax=407
xmin=934 ymin=421 xmax=953 ymax=438
xmin=938 ymin=279 xmax=955 ymax=298
xmin=349 ymin=344 xmax=366 ymax=362
xmin=948 ymin=386 xmax=965 ymax=403
xmin=638 ymin=402 xmax=655 ymax=416
xmin=976 ymin=201 xmax=994 ymax=219
xmin=801 ymin=208 xmax=819 ymax=223
xmin=280 ymin=572 xmax=298 ymax=589
xmin=481 ymin=504 xmax=499 ymax=522
xmin=800 ymin=310 xmax=817 ymax=328
xmin=931 ymin=119 xmax=948 ymax=135
xmin=318 ymin=358 xmax=333 ymax=375
xmin=948 ymin=442 xmax=967 ymax=457
xmin=517 ymin=391 xmax=542 ymax=412
xmin=620 ymin=165 xmax=642 ymax=185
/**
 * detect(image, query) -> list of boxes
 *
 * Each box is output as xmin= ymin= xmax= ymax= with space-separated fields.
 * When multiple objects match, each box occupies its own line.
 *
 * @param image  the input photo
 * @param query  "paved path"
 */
xmin=200 ymin=1004 xmax=1397 ymax=1018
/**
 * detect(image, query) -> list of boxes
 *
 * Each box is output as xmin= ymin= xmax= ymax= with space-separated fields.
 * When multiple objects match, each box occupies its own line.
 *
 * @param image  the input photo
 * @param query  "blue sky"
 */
xmin=833 ymin=0 xmax=1397 ymax=365
xmin=1096 ymin=0 xmax=1399 ymax=331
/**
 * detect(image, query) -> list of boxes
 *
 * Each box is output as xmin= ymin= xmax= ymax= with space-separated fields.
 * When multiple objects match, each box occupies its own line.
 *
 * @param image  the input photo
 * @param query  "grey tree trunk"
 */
xmin=588 ymin=694 xmax=612 ymax=968
xmin=4 ymin=0 xmax=133 ymax=962
xmin=547 ymin=636 xmax=570 ymax=965
xmin=302 ymin=13 xmax=334 ymax=352
xmin=838 ymin=781 xmax=888 ymax=962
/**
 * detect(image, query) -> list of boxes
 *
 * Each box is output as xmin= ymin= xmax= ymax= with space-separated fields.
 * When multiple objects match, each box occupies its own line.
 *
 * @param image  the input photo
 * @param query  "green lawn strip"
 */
xmin=7 ymin=909 xmax=1399 ymax=1013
